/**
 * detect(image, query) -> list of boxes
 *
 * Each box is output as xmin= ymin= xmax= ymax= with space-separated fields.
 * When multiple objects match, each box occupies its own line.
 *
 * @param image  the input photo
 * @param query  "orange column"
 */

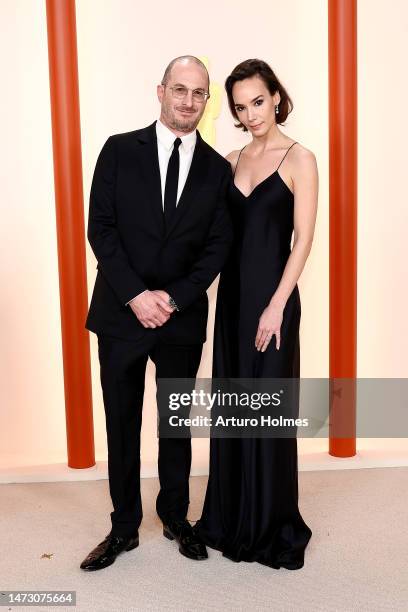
xmin=328 ymin=0 xmax=357 ymax=457
xmin=46 ymin=0 xmax=95 ymax=467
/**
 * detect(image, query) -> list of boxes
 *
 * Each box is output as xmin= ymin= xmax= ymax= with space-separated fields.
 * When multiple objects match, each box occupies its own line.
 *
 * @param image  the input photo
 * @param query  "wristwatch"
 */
xmin=168 ymin=295 xmax=180 ymax=312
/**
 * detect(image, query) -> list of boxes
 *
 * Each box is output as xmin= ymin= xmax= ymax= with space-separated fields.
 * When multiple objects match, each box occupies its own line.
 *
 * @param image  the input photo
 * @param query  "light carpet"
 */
xmin=1 ymin=468 xmax=407 ymax=612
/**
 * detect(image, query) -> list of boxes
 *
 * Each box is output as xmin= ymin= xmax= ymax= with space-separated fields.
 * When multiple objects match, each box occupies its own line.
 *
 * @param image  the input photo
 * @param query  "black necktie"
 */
xmin=164 ymin=137 xmax=182 ymax=226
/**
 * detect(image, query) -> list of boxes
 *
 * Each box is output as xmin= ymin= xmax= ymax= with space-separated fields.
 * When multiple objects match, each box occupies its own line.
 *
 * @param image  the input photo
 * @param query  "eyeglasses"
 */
xmin=166 ymin=85 xmax=210 ymax=103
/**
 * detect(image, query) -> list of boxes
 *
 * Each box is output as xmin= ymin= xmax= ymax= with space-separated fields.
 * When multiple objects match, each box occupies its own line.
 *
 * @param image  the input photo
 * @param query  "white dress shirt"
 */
xmin=126 ymin=119 xmax=197 ymax=305
xmin=156 ymin=118 xmax=197 ymax=207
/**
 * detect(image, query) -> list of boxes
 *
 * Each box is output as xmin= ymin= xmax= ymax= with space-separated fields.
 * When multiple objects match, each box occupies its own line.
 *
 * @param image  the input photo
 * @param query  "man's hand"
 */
xmin=129 ymin=290 xmax=174 ymax=328
xmin=152 ymin=290 xmax=172 ymax=306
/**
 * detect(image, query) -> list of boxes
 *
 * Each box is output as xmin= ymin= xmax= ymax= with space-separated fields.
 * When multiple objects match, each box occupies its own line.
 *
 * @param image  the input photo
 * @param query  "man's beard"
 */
xmin=163 ymin=104 xmax=201 ymax=133
xmin=172 ymin=116 xmax=198 ymax=132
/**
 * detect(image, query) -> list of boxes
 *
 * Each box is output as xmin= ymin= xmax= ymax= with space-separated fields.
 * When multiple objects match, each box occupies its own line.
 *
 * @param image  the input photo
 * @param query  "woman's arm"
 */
xmin=255 ymin=146 xmax=319 ymax=351
xmin=271 ymin=146 xmax=319 ymax=308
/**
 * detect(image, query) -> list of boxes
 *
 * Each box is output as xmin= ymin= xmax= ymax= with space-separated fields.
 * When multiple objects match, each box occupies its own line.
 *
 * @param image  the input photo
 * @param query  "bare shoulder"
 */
xmin=225 ymin=149 xmax=241 ymax=173
xmin=287 ymin=143 xmax=319 ymax=199
xmin=290 ymin=142 xmax=318 ymax=175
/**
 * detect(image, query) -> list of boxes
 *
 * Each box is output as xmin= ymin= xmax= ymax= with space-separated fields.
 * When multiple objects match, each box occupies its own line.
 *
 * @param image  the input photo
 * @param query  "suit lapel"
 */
xmin=165 ymin=131 xmax=210 ymax=238
xmin=134 ymin=123 xmax=210 ymax=239
xmin=135 ymin=121 xmax=165 ymax=234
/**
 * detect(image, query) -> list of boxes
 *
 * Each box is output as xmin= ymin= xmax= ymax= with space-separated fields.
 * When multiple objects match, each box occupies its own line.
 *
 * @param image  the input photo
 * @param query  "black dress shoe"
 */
xmin=163 ymin=519 xmax=208 ymax=560
xmin=80 ymin=532 xmax=139 ymax=571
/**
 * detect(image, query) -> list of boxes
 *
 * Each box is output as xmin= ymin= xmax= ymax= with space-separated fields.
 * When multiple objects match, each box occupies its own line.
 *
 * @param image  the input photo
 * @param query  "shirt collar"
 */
xmin=156 ymin=118 xmax=197 ymax=153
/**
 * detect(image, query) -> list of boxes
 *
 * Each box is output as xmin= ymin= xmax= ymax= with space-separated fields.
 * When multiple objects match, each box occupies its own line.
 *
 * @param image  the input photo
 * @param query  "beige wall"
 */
xmin=1 ymin=0 xmax=406 ymax=473
xmin=357 ymin=0 xmax=408 ymax=377
xmin=1 ymin=0 xmax=66 ymax=467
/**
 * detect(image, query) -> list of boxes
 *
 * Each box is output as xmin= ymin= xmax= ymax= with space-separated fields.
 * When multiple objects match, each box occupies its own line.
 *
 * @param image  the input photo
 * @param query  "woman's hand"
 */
xmin=255 ymin=302 xmax=284 ymax=352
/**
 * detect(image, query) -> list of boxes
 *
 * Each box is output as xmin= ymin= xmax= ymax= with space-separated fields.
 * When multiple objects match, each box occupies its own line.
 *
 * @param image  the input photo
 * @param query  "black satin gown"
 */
xmin=196 ymin=143 xmax=312 ymax=569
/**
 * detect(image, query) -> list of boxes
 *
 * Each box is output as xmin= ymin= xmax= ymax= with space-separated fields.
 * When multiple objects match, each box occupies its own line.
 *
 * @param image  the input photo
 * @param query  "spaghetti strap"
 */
xmin=233 ymin=141 xmax=297 ymax=177
xmin=233 ymin=146 xmax=247 ymax=178
xmin=276 ymin=141 xmax=298 ymax=171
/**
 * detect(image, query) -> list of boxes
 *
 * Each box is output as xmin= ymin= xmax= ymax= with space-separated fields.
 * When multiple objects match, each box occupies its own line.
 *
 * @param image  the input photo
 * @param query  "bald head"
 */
xmin=161 ymin=55 xmax=210 ymax=90
xmin=157 ymin=55 xmax=210 ymax=135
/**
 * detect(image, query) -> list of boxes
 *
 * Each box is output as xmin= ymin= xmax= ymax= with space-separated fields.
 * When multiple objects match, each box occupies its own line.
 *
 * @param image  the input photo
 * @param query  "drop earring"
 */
xmin=275 ymin=104 xmax=279 ymax=114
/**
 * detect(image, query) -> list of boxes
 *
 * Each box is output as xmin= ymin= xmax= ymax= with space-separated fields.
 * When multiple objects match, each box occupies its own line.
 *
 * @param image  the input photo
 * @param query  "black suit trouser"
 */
xmin=97 ymin=332 xmax=203 ymax=537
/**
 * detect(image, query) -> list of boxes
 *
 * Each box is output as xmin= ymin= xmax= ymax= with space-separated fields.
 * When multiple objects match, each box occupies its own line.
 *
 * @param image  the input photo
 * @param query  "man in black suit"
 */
xmin=80 ymin=56 xmax=233 ymax=570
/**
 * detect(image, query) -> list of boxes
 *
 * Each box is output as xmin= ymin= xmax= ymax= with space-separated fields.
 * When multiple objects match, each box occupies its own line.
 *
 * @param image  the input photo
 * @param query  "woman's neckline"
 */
xmin=233 ymin=169 xmax=294 ymax=199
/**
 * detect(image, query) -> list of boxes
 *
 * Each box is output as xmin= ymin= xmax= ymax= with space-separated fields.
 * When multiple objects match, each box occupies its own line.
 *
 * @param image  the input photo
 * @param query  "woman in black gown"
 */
xmin=196 ymin=59 xmax=318 ymax=569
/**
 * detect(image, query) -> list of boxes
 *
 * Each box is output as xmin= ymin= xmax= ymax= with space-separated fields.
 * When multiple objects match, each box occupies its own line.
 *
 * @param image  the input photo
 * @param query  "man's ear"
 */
xmin=157 ymin=84 xmax=164 ymax=103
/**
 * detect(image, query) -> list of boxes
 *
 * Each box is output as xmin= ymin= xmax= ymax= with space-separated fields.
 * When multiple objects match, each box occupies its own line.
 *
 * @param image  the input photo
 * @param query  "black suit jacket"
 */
xmin=85 ymin=121 xmax=233 ymax=344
